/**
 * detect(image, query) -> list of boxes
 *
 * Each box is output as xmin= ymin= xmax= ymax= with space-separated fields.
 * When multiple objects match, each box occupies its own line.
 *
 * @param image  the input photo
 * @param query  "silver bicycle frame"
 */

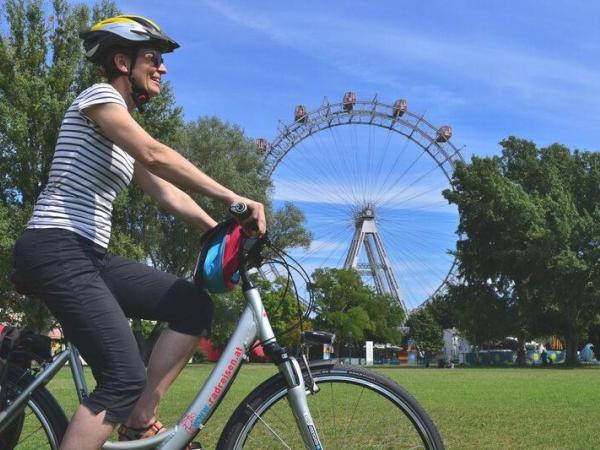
xmin=0 ymin=285 xmax=323 ymax=449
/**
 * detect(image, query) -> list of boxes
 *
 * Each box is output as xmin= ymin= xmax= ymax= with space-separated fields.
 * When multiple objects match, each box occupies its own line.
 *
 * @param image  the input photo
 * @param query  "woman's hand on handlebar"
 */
xmin=230 ymin=197 xmax=266 ymax=237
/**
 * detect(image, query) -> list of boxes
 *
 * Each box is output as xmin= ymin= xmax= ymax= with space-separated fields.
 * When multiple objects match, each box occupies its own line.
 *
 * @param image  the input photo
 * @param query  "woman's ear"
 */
xmin=113 ymin=52 xmax=131 ymax=75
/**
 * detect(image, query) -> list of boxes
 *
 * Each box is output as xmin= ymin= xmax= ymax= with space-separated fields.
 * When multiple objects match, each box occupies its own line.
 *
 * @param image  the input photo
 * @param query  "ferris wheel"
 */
xmin=257 ymin=92 xmax=464 ymax=311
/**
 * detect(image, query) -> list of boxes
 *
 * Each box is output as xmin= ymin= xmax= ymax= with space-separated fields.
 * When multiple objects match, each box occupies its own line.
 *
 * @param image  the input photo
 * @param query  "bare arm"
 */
xmin=83 ymin=102 xmax=265 ymax=234
xmin=133 ymin=162 xmax=217 ymax=232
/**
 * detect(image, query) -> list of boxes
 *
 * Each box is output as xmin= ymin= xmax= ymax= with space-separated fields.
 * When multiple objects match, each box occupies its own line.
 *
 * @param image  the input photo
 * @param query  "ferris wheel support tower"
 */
xmin=344 ymin=204 xmax=407 ymax=313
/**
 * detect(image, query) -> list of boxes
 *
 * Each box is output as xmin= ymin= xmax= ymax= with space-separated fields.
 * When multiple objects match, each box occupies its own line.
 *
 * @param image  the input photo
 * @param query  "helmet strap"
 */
xmin=127 ymin=48 xmax=149 ymax=112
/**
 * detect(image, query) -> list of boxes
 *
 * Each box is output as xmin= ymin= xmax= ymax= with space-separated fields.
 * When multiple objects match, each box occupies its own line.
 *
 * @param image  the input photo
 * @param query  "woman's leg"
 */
xmin=60 ymin=407 xmax=113 ymax=450
xmin=125 ymin=329 xmax=199 ymax=428
xmin=12 ymin=229 xmax=148 ymax=447
xmin=99 ymin=253 xmax=214 ymax=429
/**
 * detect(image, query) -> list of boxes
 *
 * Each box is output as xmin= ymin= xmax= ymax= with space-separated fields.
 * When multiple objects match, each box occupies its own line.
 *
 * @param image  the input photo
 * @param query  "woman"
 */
xmin=11 ymin=15 xmax=265 ymax=450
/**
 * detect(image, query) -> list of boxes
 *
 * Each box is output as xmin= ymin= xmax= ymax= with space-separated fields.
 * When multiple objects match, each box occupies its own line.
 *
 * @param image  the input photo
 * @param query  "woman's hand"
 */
xmin=232 ymin=196 xmax=266 ymax=237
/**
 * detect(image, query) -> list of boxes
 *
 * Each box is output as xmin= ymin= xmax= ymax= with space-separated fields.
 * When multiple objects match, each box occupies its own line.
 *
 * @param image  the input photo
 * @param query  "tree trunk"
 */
xmin=565 ymin=324 xmax=579 ymax=366
xmin=515 ymin=335 xmax=527 ymax=366
xmin=564 ymin=300 xmax=580 ymax=366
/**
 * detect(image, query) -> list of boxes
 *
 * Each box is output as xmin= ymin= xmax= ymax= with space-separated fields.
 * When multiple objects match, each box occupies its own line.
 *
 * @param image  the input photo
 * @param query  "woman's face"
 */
xmin=132 ymin=48 xmax=166 ymax=97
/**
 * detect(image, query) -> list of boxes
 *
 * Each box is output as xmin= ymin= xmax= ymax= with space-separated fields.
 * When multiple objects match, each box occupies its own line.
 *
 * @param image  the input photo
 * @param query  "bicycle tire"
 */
xmin=0 ymin=367 xmax=69 ymax=450
xmin=217 ymin=362 xmax=444 ymax=450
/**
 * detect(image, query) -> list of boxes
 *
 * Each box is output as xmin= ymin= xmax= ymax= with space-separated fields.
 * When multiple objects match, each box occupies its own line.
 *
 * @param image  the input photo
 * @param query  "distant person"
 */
xmin=540 ymin=348 xmax=548 ymax=365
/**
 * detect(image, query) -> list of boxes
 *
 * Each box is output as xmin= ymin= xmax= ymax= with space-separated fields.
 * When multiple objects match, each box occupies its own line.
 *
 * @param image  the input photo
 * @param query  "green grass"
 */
xmin=43 ymin=364 xmax=600 ymax=449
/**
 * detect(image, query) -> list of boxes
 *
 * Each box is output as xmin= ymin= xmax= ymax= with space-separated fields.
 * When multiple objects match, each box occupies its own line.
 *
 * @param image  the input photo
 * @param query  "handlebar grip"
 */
xmin=229 ymin=202 xmax=251 ymax=219
xmin=230 ymin=202 xmax=259 ymax=233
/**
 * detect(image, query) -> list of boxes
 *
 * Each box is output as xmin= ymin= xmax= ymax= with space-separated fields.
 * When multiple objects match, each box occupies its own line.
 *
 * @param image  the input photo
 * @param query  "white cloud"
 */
xmin=204 ymin=2 xmax=600 ymax=128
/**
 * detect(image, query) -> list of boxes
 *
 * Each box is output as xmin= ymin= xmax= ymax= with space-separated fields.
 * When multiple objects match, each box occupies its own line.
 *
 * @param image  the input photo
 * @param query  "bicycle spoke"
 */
xmin=16 ymin=425 xmax=46 ymax=446
xmin=247 ymin=404 xmax=292 ymax=449
xmin=329 ymin=382 xmax=337 ymax=447
xmin=340 ymin=385 xmax=366 ymax=449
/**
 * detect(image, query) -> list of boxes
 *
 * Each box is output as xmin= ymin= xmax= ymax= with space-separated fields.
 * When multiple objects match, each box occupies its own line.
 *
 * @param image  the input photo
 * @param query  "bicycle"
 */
xmin=0 ymin=204 xmax=445 ymax=449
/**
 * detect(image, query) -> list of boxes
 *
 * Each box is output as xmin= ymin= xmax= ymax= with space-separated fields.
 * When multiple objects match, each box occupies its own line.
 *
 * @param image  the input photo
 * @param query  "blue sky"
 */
xmin=72 ymin=1 xmax=600 ymax=307
xmin=107 ymin=0 xmax=600 ymax=155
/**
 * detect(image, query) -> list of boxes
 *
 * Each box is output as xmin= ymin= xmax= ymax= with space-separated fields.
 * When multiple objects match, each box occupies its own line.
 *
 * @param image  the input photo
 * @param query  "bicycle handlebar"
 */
xmin=229 ymin=202 xmax=251 ymax=220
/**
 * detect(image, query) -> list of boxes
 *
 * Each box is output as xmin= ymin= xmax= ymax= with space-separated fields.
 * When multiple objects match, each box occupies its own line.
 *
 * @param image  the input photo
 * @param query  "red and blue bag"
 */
xmin=194 ymin=219 xmax=243 ymax=293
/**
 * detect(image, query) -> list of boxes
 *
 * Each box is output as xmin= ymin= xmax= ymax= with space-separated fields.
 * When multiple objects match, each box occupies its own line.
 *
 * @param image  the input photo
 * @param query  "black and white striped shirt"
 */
xmin=27 ymin=83 xmax=135 ymax=248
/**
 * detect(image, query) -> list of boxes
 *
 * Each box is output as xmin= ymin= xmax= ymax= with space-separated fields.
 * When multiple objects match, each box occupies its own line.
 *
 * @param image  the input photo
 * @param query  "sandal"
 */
xmin=118 ymin=420 xmax=203 ymax=449
xmin=118 ymin=420 xmax=166 ymax=441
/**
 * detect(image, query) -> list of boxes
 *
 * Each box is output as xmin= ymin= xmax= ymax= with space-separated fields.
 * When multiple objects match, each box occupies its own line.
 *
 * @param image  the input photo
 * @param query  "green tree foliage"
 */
xmin=311 ymin=268 xmax=405 ymax=356
xmin=209 ymin=275 xmax=307 ymax=351
xmin=443 ymin=137 xmax=600 ymax=364
xmin=269 ymin=202 xmax=312 ymax=251
xmin=0 ymin=0 xmax=119 ymax=331
xmin=425 ymin=293 xmax=456 ymax=330
xmin=405 ymin=307 xmax=443 ymax=358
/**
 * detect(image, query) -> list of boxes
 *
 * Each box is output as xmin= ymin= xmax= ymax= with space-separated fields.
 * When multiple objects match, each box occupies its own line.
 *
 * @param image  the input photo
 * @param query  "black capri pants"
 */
xmin=11 ymin=228 xmax=214 ymax=424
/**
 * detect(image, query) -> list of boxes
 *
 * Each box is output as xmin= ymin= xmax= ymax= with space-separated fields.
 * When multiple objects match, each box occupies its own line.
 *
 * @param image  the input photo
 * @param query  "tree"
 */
xmin=208 ymin=275 xmax=307 ymax=352
xmin=268 ymin=202 xmax=312 ymax=251
xmin=405 ymin=308 xmax=443 ymax=359
xmin=311 ymin=268 xmax=404 ymax=356
xmin=0 ymin=0 xmax=120 ymax=331
xmin=443 ymin=137 xmax=600 ymax=364
xmin=425 ymin=293 xmax=457 ymax=330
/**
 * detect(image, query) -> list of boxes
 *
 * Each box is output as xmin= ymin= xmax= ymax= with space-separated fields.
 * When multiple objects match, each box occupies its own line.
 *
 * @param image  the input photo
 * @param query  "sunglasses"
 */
xmin=142 ymin=49 xmax=164 ymax=68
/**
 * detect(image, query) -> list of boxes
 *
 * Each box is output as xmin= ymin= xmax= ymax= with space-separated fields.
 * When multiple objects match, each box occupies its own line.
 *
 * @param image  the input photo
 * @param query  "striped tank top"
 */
xmin=27 ymin=83 xmax=135 ymax=248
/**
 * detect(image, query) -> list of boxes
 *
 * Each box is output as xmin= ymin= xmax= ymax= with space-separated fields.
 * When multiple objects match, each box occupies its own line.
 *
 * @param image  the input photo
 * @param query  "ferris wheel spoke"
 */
xmin=277 ymin=159 xmax=354 ymax=207
xmin=389 ymin=250 xmax=442 ymax=307
xmin=302 ymin=132 xmax=351 ymax=194
xmin=309 ymin=129 xmax=362 ymax=205
xmin=371 ymin=134 xmax=412 ymax=203
xmin=277 ymin=146 xmax=342 ymax=198
xmin=384 ymin=235 xmax=451 ymax=284
xmin=377 ymin=184 xmax=451 ymax=213
xmin=373 ymin=150 xmax=428 ymax=205
xmin=372 ymin=126 xmax=395 ymax=190
xmin=297 ymin=225 xmax=352 ymax=271
xmin=327 ymin=124 xmax=363 ymax=205
xmin=379 ymin=165 xmax=448 ymax=207
xmin=382 ymin=230 xmax=455 ymax=264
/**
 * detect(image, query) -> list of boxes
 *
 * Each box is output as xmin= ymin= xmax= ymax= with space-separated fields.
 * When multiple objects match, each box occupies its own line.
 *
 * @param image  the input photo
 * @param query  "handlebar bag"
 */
xmin=194 ymin=219 xmax=243 ymax=293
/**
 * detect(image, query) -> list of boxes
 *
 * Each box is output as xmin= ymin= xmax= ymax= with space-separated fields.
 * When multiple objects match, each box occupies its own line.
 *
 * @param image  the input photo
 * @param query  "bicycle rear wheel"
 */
xmin=218 ymin=363 xmax=444 ymax=450
xmin=0 ymin=368 xmax=68 ymax=450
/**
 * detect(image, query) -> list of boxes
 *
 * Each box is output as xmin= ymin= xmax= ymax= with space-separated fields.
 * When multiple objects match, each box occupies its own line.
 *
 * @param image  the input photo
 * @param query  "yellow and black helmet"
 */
xmin=79 ymin=15 xmax=179 ymax=63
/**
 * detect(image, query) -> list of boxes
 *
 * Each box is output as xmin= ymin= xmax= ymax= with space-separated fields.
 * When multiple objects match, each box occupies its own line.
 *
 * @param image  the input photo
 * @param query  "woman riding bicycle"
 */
xmin=11 ymin=15 xmax=265 ymax=450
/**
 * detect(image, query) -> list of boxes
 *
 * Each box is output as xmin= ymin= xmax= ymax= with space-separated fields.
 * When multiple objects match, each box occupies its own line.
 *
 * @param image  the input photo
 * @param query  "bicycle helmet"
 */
xmin=194 ymin=219 xmax=243 ymax=294
xmin=79 ymin=15 xmax=179 ymax=110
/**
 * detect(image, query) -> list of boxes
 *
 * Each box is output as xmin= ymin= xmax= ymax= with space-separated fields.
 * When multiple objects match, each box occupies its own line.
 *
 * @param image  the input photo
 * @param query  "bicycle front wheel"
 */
xmin=218 ymin=363 xmax=444 ymax=450
xmin=0 ymin=367 xmax=68 ymax=450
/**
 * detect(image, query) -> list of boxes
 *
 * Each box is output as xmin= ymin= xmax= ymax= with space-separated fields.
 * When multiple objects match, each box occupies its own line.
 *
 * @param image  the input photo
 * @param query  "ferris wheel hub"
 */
xmin=354 ymin=204 xmax=375 ymax=224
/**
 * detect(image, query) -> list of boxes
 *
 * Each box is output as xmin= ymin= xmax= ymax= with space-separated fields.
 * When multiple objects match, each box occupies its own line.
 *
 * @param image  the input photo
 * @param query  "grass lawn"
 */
xmin=45 ymin=364 xmax=600 ymax=449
